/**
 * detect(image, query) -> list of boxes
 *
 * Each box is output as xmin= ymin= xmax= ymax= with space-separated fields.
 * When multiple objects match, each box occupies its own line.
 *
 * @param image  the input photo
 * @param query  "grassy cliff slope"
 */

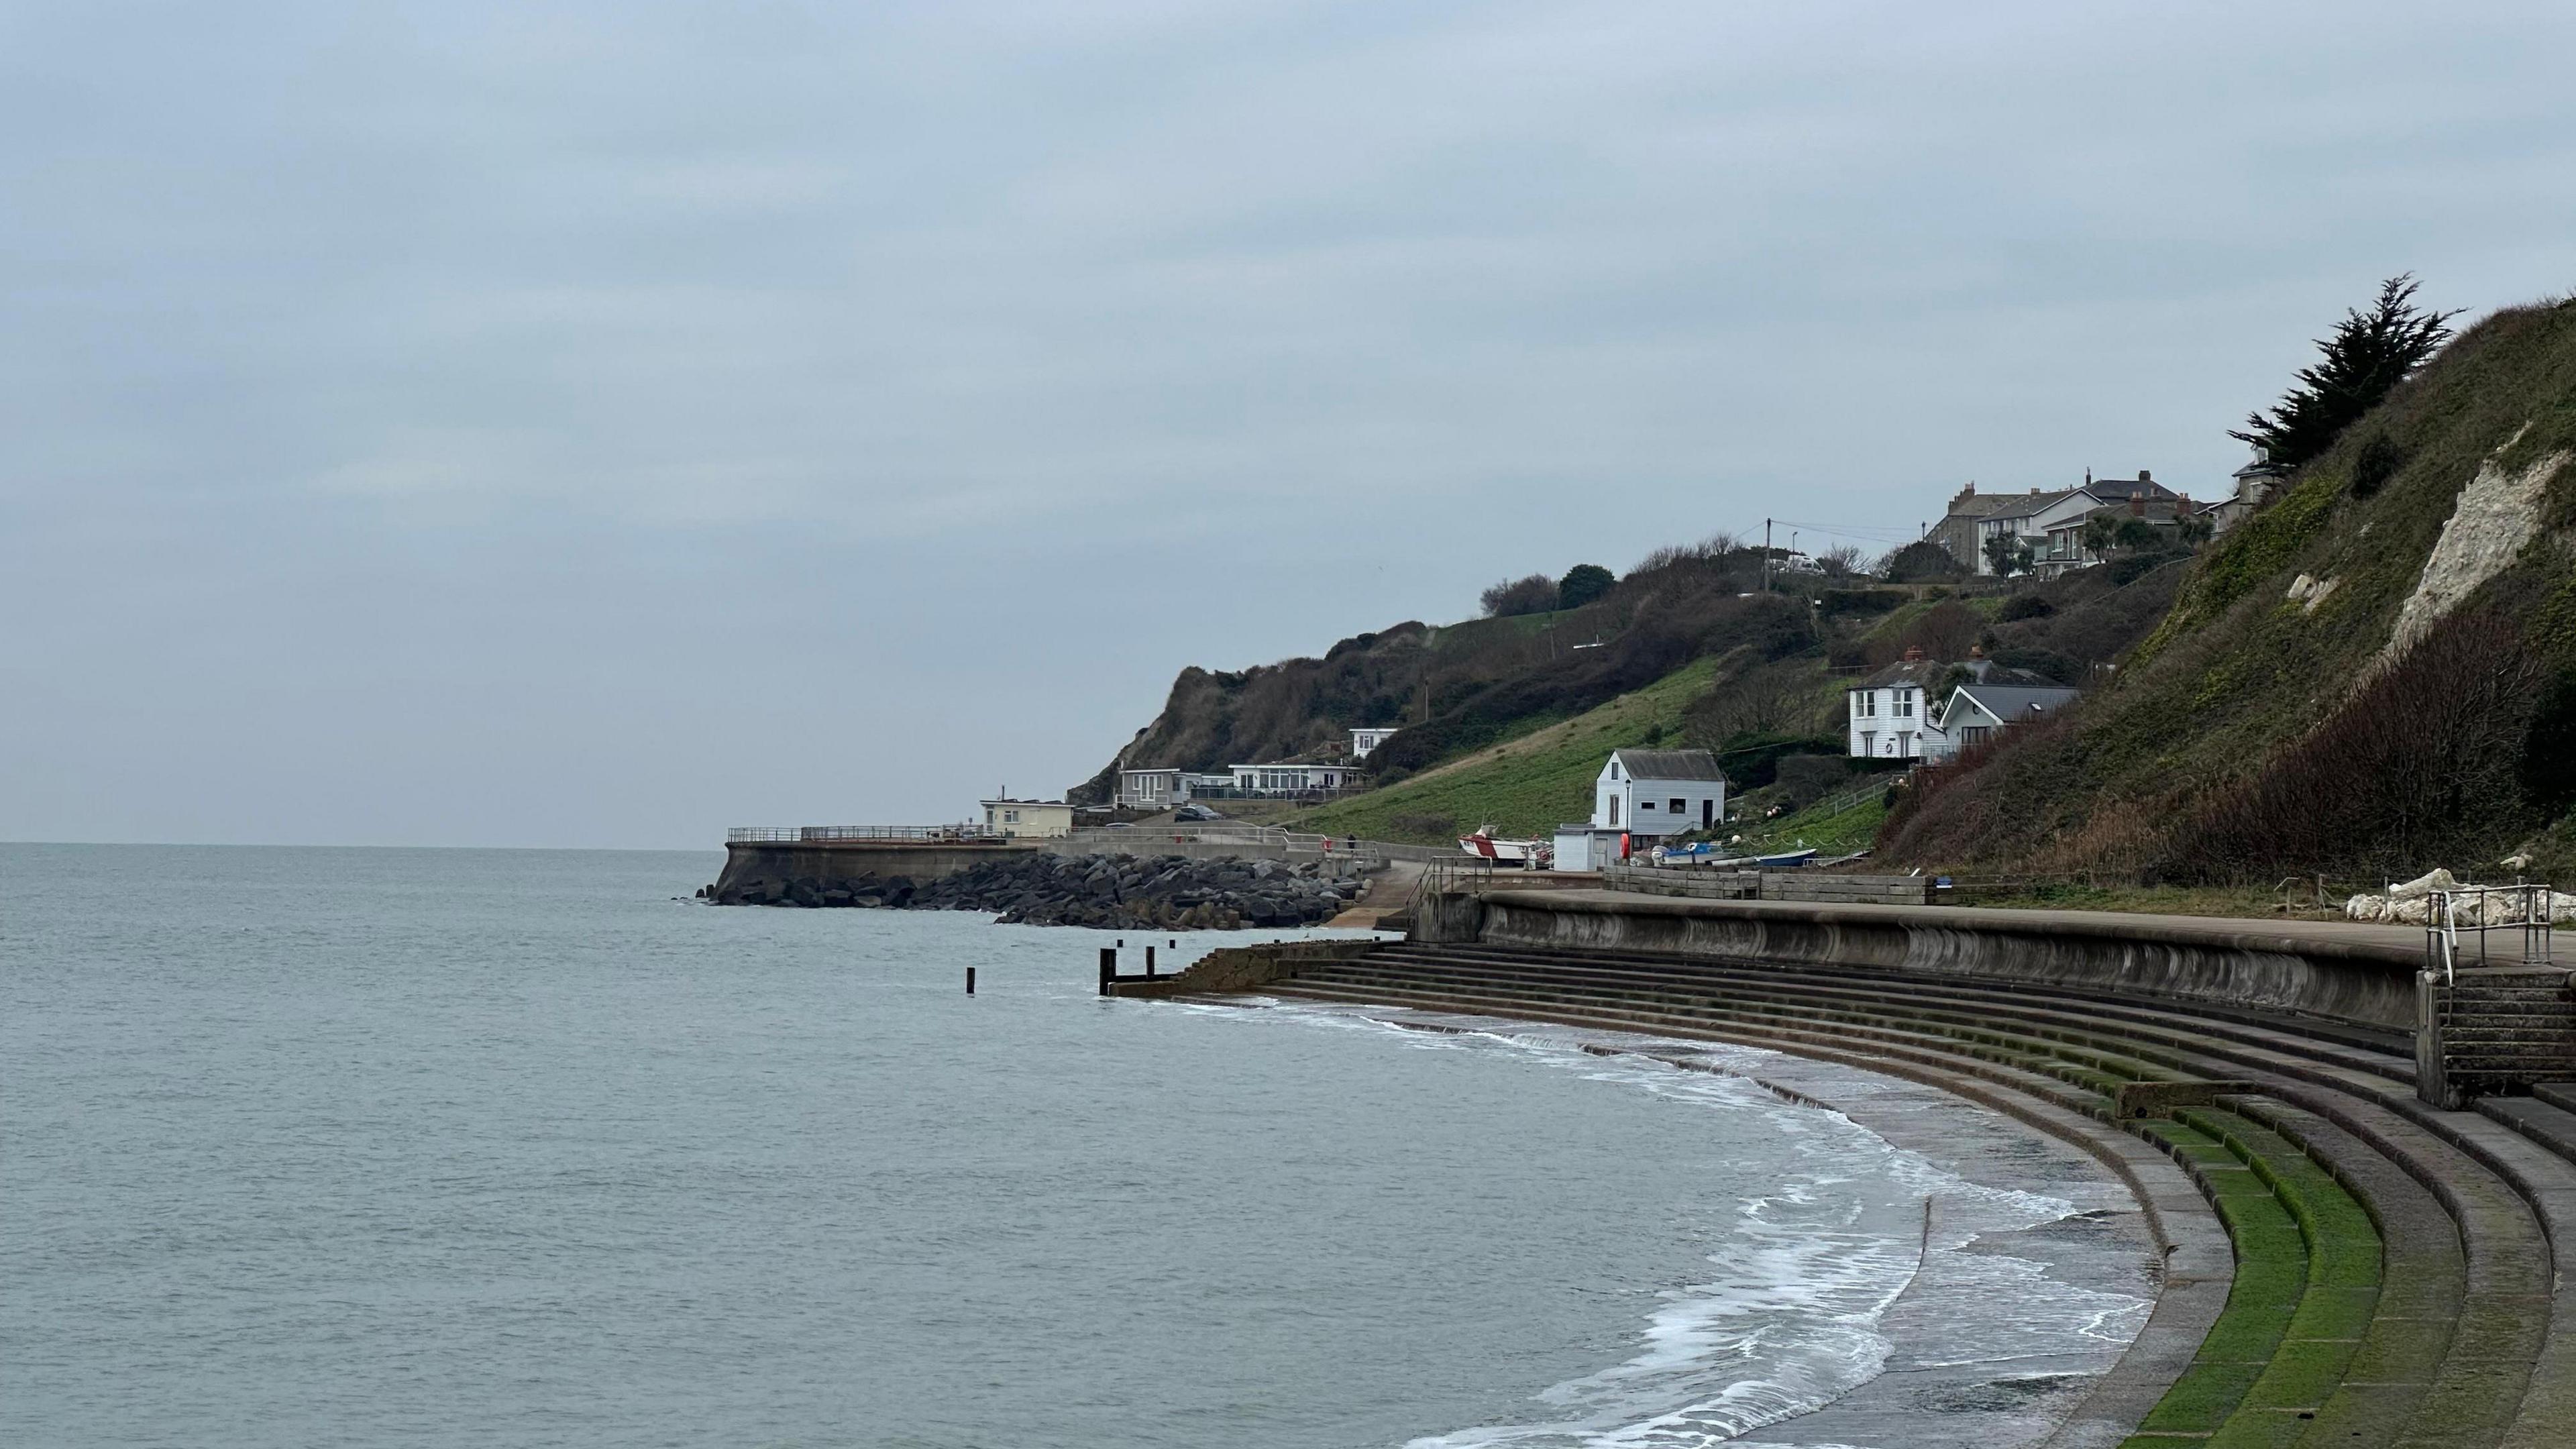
xmin=1287 ymin=657 xmax=1722 ymax=842
xmin=1880 ymin=297 xmax=2576 ymax=883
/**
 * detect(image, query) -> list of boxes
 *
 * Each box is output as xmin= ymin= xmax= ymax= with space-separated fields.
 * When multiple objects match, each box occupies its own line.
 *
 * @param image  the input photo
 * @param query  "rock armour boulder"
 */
xmin=699 ymin=853 xmax=1356 ymax=930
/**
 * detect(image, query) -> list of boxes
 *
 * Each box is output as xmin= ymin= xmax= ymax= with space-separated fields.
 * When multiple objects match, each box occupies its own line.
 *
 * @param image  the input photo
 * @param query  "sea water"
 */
xmin=2 ymin=845 xmax=2149 ymax=1448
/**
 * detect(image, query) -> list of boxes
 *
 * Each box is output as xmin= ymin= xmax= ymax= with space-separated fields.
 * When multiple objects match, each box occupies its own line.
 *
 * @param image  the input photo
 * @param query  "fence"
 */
xmin=1603 ymin=863 xmax=1933 ymax=905
xmin=727 ymin=825 xmax=1008 ymax=844
xmin=1062 ymin=824 xmax=1452 ymax=863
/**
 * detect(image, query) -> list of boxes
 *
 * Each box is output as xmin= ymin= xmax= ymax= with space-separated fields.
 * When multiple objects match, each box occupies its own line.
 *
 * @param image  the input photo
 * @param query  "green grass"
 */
xmin=1729 ymin=787 xmax=1890 ymax=857
xmin=1285 ymin=657 xmax=1720 ymax=843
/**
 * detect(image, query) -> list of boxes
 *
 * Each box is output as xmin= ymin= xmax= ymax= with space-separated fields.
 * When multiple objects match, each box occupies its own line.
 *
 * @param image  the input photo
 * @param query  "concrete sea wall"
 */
xmin=710 ymin=841 xmax=1042 ymax=902
xmin=1421 ymin=889 xmax=2424 ymax=1030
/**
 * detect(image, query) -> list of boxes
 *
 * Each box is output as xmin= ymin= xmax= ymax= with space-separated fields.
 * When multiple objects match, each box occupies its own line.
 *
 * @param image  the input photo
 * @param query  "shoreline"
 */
xmin=1224 ymin=998 xmax=2171 ymax=1449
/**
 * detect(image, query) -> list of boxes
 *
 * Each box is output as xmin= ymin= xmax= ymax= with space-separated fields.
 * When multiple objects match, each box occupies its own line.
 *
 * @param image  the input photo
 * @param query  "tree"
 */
xmin=2112 ymin=517 xmax=2162 ymax=552
xmin=2177 ymin=513 xmax=2215 ymax=546
xmin=2080 ymin=515 xmax=2118 ymax=557
xmin=1556 ymin=563 xmax=1616 ymax=609
xmin=1982 ymin=532 xmax=2033 ymax=577
xmin=1879 ymin=540 xmax=1960 ymax=582
xmin=2230 ymin=274 xmax=2457 ymax=474
xmin=1816 ymin=544 xmax=1868 ymax=577
xmin=1479 ymin=574 xmax=1560 ymax=617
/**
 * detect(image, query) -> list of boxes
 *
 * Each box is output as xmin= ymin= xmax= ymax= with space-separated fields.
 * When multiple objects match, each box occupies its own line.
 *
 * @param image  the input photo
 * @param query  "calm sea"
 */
xmin=3 ymin=844 xmax=2147 ymax=1448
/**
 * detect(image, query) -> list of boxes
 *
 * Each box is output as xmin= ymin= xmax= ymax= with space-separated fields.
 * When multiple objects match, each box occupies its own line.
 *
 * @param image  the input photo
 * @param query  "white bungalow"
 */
xmin=980 ymin=798 xmax=1075 ymax=839
xmin=1919 ymin=682 xmax=2080 ymax=762
xmin=1228 ymin=763 xmax=1365 ymax=796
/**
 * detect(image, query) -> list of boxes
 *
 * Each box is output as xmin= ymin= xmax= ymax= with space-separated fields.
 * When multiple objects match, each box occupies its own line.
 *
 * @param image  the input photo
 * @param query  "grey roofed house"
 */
xmin=1605 ymin=748 xmax=1727 ymax=780
xmin=1922 ymin=680 xmax=2082 ymax=762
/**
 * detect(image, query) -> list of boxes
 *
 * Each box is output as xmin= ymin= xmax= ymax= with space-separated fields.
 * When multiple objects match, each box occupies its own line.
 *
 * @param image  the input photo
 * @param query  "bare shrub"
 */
xmin=1480 ymin=574 xmax=1560 ymax=617
xmin=1389 ymin=812 xmax=1456 ymax=838
xmin=2165 ymin=609 xmax=2548 ymax=883
xmin=1686 ymin=659 xmax=1828 ymax=747
xmin=1864 ymin=600 xmax=1985 ymax=668
xmin=1633 ymin=531 xmax=1744 ymax=576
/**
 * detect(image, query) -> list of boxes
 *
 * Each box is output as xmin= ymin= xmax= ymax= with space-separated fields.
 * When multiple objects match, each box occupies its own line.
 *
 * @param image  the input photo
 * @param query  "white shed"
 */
xmin=1595 ymin=749 xmax=1727 ymax=837
xmin=1552 ymin=825 xmax=1629 ymax=873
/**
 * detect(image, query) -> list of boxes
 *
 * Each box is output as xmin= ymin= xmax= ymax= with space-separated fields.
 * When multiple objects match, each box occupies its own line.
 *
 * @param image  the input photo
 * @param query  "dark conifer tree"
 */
xmin=2230 ymin=274 xmax=2457 ymax=472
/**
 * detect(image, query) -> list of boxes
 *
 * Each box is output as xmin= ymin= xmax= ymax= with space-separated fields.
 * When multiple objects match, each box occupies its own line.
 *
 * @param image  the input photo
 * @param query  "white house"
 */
xmin=1554 ymin=748 xmax=1727 ymax=871
xmin=1918 ymin=681 xmax=2082 ymax=762
xmin=1594 ymin=749 xmax=1727 ymax=836
xmin=1853 ymin=649 xmax=2083 ymax=761
xmin=1847 ymin=651 xmax=1945 ymax=761
xmin=980 ymin=798 xmax=1075 ymax=838
xmin=1349 ymin=727 xmax=1399 ymax=759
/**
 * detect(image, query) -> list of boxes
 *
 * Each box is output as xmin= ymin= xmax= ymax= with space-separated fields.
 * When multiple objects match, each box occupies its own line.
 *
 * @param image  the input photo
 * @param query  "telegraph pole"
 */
xmin=1763 ymin=518 xmax=1774 ymax=592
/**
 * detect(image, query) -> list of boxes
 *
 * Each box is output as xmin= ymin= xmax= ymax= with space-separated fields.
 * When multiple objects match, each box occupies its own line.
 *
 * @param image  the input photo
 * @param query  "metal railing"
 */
xmin=727 ymin=824 xmax=1009 ymax=844
xmin=2426 ymin=883 xmax=2559 ymax=983
xmin=1062 ymin=824 xmax=1451 ymax=863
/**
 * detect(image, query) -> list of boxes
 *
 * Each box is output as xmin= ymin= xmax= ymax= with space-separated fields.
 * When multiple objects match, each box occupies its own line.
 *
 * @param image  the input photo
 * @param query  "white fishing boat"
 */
xmin=1458 ymin=828 xmax=1552 ymax=869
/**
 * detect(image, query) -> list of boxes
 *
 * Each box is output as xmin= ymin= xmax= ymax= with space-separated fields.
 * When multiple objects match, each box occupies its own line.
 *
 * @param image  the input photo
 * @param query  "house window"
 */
xmin=1668 ymin=798 xmax=1686 ymax=813
xmin=1638 ymin=799 xmax=1656 ymax=812
xmin=1608 ymin=796 xmax=1621 ymax=825
xmin=1895 ymin=690 xmax=1913 ymax=718
xmin=1004 ymin=810 xmax=1020 ymax=824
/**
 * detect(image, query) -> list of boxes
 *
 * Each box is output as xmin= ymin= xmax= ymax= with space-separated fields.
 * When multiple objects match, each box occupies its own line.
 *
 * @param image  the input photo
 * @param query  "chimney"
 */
xmin=2139 ymin=470 xmax=2153 ymax=486
xmin=2129 ymin=492 xmax=2146 ymax=517
xmin=1902 ymin=645 xmax=1925 ymax=661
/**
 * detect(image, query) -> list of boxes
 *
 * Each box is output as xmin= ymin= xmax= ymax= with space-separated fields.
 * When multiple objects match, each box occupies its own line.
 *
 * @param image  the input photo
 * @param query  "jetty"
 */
xmin=1112 ymin=876 xmax=2576 ymax=1448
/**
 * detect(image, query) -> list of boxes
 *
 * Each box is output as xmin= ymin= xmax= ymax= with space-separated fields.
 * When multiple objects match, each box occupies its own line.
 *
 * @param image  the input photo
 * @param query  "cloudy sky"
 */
xmin=5 ymin=1 xmax=2571 ymax=847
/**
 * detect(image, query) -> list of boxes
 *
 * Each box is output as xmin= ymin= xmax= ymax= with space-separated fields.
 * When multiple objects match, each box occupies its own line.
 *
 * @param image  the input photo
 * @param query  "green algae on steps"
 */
xmin=2123 ymin=1112 xmax=2385 ymax=1449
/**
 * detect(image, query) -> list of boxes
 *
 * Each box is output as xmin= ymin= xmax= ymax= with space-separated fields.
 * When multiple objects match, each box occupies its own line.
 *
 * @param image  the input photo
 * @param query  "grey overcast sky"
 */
xmin=5 ymin=2 xmax=2572 ymax=848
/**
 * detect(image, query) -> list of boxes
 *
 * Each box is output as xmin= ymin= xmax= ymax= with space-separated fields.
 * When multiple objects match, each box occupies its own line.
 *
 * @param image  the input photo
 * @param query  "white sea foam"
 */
xmin=1194 ymin=1000 xmax=2150 ymax=1448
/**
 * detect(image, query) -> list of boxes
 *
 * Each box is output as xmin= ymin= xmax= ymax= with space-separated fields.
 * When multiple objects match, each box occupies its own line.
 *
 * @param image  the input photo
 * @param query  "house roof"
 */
xmin=1856 ymin=658 xmax=1950 ymax=690
xmin=1970 ymin=488 xmax=2087 ymax=524
xmin=1943 ymin=492 xmax=2034 ymax=521
xmin=1857 ymin=657 xmax=2064 ymax=692
xmin=1608 ymin=748 xmax=1727 ymax=782
xmin=1950 ymin=684 xmax=2081 ymax=722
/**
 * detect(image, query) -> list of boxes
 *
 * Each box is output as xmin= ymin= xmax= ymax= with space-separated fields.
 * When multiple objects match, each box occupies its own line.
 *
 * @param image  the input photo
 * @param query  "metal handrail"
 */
xmin=2425 ymin=883 xmax=2557 ymax=984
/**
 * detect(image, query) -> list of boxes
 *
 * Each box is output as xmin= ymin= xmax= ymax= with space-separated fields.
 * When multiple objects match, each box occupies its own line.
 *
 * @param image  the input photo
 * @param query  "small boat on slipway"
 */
xmin=1458 ymin=828 xmax=1552 ymax=869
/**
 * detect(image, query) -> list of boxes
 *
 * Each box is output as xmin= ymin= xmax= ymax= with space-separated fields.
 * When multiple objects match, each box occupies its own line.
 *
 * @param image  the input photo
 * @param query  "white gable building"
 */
xmin=1554 ymin=747 xmax=1728 ymax=871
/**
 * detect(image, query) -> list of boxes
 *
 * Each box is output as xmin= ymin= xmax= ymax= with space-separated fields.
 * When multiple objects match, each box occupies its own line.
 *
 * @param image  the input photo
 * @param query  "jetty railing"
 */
xmin=727 ymin=825 xmax=1010 ymax=844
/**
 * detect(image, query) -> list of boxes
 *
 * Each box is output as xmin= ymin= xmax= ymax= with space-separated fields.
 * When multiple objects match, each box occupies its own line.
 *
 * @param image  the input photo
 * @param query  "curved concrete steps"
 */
xmin=1258 ymin=942 xmax=2576 ymax=1448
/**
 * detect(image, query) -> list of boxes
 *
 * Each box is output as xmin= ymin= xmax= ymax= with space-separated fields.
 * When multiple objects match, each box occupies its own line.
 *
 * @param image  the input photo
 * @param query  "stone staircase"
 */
xmin=1254 ymin=940 xmax=2576 ymax=1449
